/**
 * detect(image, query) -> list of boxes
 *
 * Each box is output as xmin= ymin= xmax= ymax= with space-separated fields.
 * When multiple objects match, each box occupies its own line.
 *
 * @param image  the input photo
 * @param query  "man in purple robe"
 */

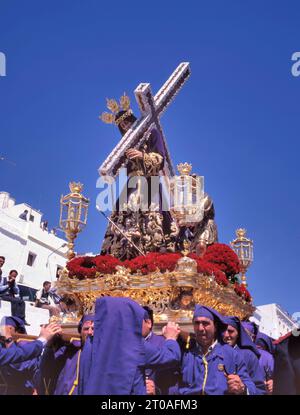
xmin=0 ymin=317 xmax=61 ymax=394
xmin=177 ymin=305 xmax=256 ymax=395
xmin=0 ymin=316 xmax=39 ymax=395
xmin=78 ymin=296 xmax=181 ymax=395
xmin=255 ymin=331 xmax=275 ymax=394
xmin=142 ymin=306 xmax=179 ymax=395
xmin=222 ymin=316 xmax=266 ymax=394
xmin=36 ymin=314 xmax=94 ymax=395
xmin=273 ymin=332 xmax=300 ymax=395
xmin=242 ymin=321 xmax=274 ymax=394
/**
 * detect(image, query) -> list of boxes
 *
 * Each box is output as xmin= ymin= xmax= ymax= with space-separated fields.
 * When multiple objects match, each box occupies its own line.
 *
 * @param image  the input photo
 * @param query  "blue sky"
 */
xmin=0 ymin=1 xmax=299 ymax=315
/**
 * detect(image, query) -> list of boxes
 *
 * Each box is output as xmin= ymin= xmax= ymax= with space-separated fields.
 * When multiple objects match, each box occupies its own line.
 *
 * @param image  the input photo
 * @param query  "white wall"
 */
xmin=0 ymin=192 xmax=67 ymax=289
xmin=250 ymin=303 xmax=297 ymax=339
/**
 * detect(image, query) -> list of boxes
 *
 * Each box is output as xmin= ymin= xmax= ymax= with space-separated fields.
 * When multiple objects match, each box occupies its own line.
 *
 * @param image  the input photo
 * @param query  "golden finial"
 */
xmin=100 ymin=93 xmax=133 ymax=125
xmin=69 ymin=182 xmax=83 ymax=194
xmin=177 ymin=162 xmax=192 ymax=176
xmin=236 ymin=228 xmax=247 ymax=239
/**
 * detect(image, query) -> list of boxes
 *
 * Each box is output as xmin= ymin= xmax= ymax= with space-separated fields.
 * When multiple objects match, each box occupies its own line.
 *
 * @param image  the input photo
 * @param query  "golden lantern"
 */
xmin=169 ymin=162 xmax=204 ymax=227
xmin=59 ymin=182 xmax=89 ymax=260
xmin=230 ymin=228 xmax=253 ymax=286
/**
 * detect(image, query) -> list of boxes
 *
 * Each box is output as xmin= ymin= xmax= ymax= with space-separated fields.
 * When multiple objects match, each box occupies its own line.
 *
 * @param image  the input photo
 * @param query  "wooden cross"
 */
xmin=99 ymin=62 xmax=191 ymax=178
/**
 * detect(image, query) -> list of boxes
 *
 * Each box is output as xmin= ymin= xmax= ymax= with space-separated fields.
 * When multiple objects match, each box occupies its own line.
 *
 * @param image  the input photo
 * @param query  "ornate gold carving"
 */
xmin=101 ymin=209 xmax=177 ymax=260
xmin=57 ymin=268 xmax=255 ymax=324
xmin=177 ymin=162 xmax=192 ymax=176
xmin=100 ymin=93 xmax=133 ymax=125
xmin=106 ymin=98 xmax=120 ymax=114
xmin=143 ymin=152 xmax=164 ymax=175
xmin=236 ymin=228 xmax=247 ymax=239
xmin=100 ymin=112 xmax=115 ymax=124
xmin=115 ymin=110 xmax=133 ymax=126
xmin=119 ymin=93 xmax=131 ymax=111
xmin=69 ymin=182 xmax=83 ymax=194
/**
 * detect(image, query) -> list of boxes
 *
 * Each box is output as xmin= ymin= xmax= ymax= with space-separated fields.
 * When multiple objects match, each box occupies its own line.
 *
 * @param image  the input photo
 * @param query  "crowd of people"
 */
xmin=0 ymin=256 xmax=71 ymax=324
xmin=0 ymin=295 xmax=299 ymax=395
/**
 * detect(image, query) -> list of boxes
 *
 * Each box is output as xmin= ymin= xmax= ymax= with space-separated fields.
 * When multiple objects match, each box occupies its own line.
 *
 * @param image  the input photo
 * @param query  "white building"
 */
xmin=250 ymin=303 xmax=297 ymax=340
xmin=0 ymin=191 xmax=67 ymax=289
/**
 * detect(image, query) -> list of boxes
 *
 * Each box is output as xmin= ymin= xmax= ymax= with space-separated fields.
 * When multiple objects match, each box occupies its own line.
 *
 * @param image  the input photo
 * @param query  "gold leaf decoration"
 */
xmin=120 ymin=93 xmax=131 ymax=111
xmin=100 ymin=112 xmax=115 ymax=124
xmin=106 ymin=98 xmax=119 ymax=114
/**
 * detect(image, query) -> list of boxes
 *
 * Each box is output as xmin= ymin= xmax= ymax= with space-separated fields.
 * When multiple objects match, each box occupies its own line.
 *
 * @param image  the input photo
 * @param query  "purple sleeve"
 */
xmin=233 ymin=349 xmax=257 ymax=395
xmin=144 ymin=339 xmax=181 ymax=370
xmin=0 ymin=340 xmax=43 ymax=365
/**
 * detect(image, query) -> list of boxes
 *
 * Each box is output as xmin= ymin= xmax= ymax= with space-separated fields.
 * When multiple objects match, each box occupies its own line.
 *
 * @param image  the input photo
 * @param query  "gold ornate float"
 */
xmin=56 ymin=242 xmax=255 ymax=328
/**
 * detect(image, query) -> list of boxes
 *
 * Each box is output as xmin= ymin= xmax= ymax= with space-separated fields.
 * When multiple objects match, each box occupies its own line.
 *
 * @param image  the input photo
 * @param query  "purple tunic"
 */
xmin=259 ymin=349 xmax=274 ymax=380
xmin=178 ymin=342 xmax=256 ymax=395
xmin=144 ymin=332 xmax=180 ymax=395
xmin=223 ymin=316 xmax=266 ymax=394
xmin=0 ymin=341 xmax=39 ymax=395
xmin=79 ymin=297 xmax=181 ymax=395
xmin=0 ymin=340 xmax=43 ymax=366
xmin=235 ymin=346 xmax=266 ymax=394
xmin=37 ymin=340 xmax=82 ymax=395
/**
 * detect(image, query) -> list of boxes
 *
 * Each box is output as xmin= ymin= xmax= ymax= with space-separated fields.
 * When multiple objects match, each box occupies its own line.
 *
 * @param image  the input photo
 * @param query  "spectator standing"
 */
xmin=0 ymin=270 xmax=29 ymax=325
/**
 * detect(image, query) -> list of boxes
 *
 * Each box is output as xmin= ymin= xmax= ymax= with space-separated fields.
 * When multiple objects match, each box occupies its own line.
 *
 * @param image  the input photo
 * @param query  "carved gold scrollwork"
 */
xmin=56 ymin=269 xmax=255 ymax=323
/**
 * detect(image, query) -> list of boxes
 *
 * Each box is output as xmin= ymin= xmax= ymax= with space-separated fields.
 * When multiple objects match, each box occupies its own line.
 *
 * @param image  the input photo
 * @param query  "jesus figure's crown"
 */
xmin=100 ymin=93 xmax=133 ymax=126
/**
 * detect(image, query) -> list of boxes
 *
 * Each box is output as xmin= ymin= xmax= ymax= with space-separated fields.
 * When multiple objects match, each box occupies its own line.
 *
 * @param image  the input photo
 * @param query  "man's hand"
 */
xmin=265 ymin=379 xmax=273 ymax=394
xmin=162 ymin=322 xmax=180 ymax=340
xmin=39 ymin=323 xmax=62 ymax=342
xmin=227 ymin=374 xmax=246 ymax=394
xmin=146 ymin=378 xmax=156 ymax=395
xmin=126 ymin=148 xmax=143 ymax=160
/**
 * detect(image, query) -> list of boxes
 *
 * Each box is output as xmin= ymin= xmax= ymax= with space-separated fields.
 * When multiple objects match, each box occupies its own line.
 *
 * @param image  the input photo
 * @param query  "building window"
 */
xmin=27 ymin=252 xmax=36 ymax=267
xmin=29 ymin=214 xmax=34 ymax=222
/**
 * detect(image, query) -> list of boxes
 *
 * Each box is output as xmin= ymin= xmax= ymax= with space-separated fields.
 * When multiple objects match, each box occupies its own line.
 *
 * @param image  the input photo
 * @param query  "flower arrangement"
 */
xmin=66 ymin=255 xmax=121 ymax=279
xmin=66 ymin=256 xmax=98 ymax=279
xmin=234 ymin=283 xmax=252 ymax=302
xmin=65 ymin=244 xmax=251 ymax=301
xmin=123 ymin=252 xmax=182 ymax=275
xmin=203 ymin=243 xmax=241 ymax=277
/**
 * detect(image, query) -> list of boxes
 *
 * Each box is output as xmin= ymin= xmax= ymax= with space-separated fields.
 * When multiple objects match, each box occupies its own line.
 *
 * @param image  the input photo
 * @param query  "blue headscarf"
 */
xmin=77 ymin=314 xmax=95 ymax=334
xmin=78 ymin=296 xmax=146 ymax=395
xmin=255 ymin=332 xmax=275 ymax=355
xmin=193 ymin=305 xmax=228 ymax=339
xmin=223 ymin=316 xmax=260 ymax=357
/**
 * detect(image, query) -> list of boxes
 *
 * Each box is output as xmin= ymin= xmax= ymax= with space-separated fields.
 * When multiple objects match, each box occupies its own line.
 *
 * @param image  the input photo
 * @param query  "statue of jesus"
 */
xmin=100 ymin=94 xmax=178 ymax=260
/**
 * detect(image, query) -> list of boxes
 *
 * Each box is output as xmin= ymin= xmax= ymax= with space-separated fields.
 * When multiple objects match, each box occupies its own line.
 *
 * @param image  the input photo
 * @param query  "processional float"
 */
xmin=55 ymin=63 xmax=255 ymax=331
